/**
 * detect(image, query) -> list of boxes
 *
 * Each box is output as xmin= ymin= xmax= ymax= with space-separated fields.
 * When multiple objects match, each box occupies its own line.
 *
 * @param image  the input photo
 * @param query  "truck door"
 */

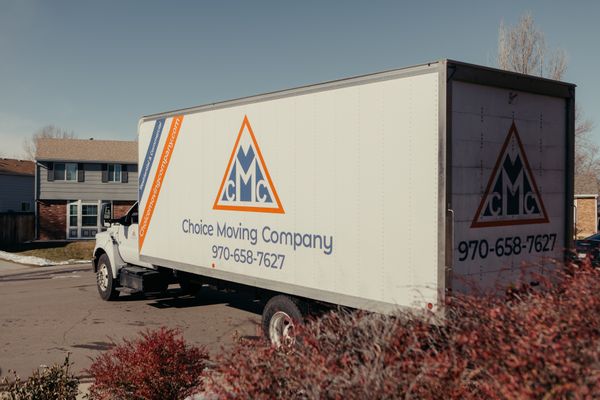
xmin=116 ymin=204 xmax=152 ymax=268
xmin=450 ymin=80 xmax=568 ymax=293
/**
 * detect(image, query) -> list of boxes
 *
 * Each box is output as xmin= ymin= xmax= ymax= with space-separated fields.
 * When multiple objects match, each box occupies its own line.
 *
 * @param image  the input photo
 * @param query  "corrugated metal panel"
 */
xmin=450 ymin=80 xmax=567 ymax=292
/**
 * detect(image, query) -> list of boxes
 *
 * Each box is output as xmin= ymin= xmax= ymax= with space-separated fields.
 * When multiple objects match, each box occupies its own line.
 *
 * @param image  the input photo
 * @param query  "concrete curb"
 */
xmin=0 ymin=263 xmax=91 ymax=279
xmin=76 ymin=380 xmax=92 ymax=400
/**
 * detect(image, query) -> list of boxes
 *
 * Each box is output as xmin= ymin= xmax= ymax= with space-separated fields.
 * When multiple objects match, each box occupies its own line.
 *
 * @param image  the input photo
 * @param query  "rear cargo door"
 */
xmin=450 ymin=80 xmax=568 ymax=293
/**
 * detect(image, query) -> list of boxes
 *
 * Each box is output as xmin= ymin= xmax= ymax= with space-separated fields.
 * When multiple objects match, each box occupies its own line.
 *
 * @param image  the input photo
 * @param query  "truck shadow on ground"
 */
xmin=116 ymin=286 xmax=263 ymax=316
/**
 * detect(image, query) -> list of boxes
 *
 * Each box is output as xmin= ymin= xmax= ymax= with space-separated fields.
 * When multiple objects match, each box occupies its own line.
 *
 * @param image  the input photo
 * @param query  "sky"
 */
xmin=0 ymin=0 xmax=598 ymax=158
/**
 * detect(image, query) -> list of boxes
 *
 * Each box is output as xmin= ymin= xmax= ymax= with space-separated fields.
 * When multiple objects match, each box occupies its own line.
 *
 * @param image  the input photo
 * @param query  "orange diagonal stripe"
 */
xmin=138 ymin=115 xmax=184 ymax=251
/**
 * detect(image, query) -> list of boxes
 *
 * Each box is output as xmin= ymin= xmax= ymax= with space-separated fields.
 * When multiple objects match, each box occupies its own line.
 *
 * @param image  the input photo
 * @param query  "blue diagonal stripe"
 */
xmin=139 ymin=118 xmax=165 ymax=199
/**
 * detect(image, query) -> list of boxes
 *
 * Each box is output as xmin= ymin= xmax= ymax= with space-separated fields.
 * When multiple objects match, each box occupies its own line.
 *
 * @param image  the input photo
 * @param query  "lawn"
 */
xmin=0 ymin=241 xmax=95 ymax=262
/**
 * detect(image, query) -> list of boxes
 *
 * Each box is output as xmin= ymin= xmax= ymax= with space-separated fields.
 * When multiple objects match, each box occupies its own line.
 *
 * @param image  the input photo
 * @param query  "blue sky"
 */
xmin=0 ymin=1 xmax=598 ymax=158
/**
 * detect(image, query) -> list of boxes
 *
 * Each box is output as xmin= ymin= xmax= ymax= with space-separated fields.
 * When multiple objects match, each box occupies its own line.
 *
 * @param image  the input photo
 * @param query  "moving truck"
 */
xmin=93 ymin=60 xmax=575 ymax=345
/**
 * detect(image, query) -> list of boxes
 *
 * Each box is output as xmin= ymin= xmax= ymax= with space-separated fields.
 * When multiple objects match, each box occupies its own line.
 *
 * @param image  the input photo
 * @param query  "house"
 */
xmin=574 ymin=173 xmax=599 ymax=239
xmin=35 ymin=138 xmax=138 ymax=240
xmin=0 ymin=158 xmax=35 ymax=213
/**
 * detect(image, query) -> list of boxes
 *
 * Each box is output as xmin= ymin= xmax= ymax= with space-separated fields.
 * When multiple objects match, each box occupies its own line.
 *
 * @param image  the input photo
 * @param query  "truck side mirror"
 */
xmin=121 ymin=214 xmax=131 ymax=227
xmin=101 ymin=203 xmax=112 ymax=228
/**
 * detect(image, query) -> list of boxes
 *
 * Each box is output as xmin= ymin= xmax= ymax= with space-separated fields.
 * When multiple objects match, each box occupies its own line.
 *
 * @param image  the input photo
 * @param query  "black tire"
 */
xmin=156 ymin=279 xmax=170 ymax=295
xmin=151 ymin=268 xmax=172 ymax=296
xmin=178 ymin=272 xmax=202 ymax=297
xmin=96 ymin=254 xmax=119 ymax=301
xmin=262 ymin=295 xmax=304 ymax=347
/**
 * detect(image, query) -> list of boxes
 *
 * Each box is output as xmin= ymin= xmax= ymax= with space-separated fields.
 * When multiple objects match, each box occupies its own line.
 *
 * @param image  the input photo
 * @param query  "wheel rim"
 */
xmin=97 ymin=264 xmax=109 ymax=292
xmin=269 ymin=311 xmax=295 ymax=348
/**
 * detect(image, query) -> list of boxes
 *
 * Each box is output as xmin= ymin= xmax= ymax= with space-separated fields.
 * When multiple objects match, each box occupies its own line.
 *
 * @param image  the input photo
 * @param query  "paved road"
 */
xmin=0 ymin=261 xmax=261 ymax=378
xmin=0 ymin=257 xmax=31 ymax=273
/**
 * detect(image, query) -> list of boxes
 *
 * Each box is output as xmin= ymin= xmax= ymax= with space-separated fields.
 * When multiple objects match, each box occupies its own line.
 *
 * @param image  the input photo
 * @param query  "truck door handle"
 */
xmin=446 ymin=209 xmax=454 ymax=269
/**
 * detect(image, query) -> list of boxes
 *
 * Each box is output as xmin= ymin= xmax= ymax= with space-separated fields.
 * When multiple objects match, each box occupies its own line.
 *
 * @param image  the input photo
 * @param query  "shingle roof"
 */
xmin=0 ymin=158 xmax=35 ymax=176
xmin=36 ymin=138 xmax=137 ymax=163
xmin=575 ymin=174 xmax=599 ymax=195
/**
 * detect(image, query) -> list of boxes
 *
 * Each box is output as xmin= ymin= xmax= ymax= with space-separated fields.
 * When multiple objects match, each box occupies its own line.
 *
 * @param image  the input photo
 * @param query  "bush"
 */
xmin=1 ymin=355 xmax=79 ymax=400
xmin=87 ymin=327 xmax=209 ymax=400
xmin=209 ymin=266 xmax=600 ymax=399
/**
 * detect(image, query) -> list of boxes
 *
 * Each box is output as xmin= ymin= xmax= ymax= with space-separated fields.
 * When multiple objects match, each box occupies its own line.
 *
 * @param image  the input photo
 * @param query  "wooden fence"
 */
xmin=0 ymin=212 xmax=35 ymax=244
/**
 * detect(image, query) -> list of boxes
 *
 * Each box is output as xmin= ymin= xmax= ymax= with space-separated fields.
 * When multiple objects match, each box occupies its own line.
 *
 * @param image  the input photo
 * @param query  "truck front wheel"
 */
xmin=96 ymin=254 xmax=119 ymax=301
xmin=262 ymin=295 xmax=304 ymax=348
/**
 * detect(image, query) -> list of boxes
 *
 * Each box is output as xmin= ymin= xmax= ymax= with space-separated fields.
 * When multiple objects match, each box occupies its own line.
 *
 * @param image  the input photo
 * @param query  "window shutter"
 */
xmin=121 ymin=164 xmax=128 ymax=183
xmin=47 ymin=162 xmax=54 ymax=182
xmin=101 ymin=164 xmax=108 ymax=182
xmin=77 ymin=163 xmax=85 ymax=182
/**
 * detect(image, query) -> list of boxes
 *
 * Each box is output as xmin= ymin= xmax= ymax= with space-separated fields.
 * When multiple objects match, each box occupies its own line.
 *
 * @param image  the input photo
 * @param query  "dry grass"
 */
xmin=1 ymin=241 xmax=94 ymax=262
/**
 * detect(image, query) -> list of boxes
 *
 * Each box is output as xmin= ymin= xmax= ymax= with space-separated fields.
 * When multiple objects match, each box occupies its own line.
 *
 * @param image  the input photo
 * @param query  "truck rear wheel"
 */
xmin=96 ymin=254 xmax=119 ymax=301
xmin=262 ymin=295 xmax=304 ymax=348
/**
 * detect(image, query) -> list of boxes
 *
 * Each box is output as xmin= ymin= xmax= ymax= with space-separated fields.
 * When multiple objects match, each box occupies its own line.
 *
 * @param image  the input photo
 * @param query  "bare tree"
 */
xmin=22 ymin=125 xmax=76 ymax=160
xmin=496 ymin=12 xmax=597 ymax=178
xmin=575 ymin=108 xmax=598 ymax=177
xmin=497 ymin=13 xmax=567 ymax=80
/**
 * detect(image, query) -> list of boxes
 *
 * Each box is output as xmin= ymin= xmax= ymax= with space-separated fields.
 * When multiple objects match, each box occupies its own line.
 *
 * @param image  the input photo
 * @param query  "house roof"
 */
xmin=575 ymin=174 xmax=599 ymax=195
xmin=0 ymin=158 xmax=35 ymax=177
xmin=36 ymin=138 xmax=137 ymax=163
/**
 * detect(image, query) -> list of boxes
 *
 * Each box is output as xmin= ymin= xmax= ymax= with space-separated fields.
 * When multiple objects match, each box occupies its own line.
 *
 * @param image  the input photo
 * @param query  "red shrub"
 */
xmin=209 ymin=266 xmax=600 ymax=399
xmin=87 ymin=327 xmax=209 ymax=400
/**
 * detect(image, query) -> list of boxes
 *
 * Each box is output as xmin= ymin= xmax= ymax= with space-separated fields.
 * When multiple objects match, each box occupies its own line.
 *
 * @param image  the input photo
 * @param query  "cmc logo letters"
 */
xmin=483 ymin=152 xmax=540 ymax=217
xmin=222 ymin=145 xmax=272 ymax=203
xmin=214 ymin=116 xmax=284 ymax=213
xmin=471 ymin=122 xmax=548 ymax=228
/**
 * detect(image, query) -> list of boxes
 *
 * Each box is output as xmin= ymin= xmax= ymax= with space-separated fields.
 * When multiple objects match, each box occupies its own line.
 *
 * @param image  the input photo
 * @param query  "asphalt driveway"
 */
xmin=0 ymin=261 xmax=261 ymax=378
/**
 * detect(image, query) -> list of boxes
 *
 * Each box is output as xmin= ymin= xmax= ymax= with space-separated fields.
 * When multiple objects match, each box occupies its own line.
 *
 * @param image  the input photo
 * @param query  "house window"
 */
xmin=107 ymin=164 xmax=121 ymax=182
xmin=69 ymin=203 xmax=78 ymax=227
xmin=67 ymin=200 xmax=106 ymax=239
xmin=55 ymin=163 xmax=77 ymax=181
xmin=81 ymin=204 xmax=98 ymax=226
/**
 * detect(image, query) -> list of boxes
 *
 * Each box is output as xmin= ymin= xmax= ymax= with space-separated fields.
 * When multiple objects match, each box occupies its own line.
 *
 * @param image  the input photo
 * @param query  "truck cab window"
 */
xmin=129 ymin=204 xmax=138 ymax=224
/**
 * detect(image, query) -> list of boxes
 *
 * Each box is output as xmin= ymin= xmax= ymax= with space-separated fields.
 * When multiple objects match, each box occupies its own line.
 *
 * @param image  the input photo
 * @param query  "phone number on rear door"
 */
xmin=458 ymin=234 xmax=557 ymax=261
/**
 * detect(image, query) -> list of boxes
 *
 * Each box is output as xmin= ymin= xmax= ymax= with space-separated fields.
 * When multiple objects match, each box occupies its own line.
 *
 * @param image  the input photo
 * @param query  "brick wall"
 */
xmin=38 ymin=200 xmax=67 ymax=240
xmin=575 ymin=197 xmax=598 ymax=239
xmin=112 ymin=201 xmax=135 ymax=219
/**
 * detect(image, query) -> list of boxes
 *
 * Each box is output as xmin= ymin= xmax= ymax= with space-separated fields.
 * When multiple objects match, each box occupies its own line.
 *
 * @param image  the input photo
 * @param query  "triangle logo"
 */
xmin=471 ymin=121 xmax=549 ymax=228
xmin=213 ymin=116 xmax=284 ymax=213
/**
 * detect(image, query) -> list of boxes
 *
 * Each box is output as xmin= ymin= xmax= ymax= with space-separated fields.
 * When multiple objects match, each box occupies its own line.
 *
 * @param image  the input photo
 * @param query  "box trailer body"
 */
xmin=132 ymin=60 xmax=574 ymax=314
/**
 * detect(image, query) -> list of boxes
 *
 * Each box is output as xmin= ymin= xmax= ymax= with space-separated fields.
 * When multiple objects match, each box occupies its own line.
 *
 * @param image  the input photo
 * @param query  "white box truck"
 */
xmin=93 ymin=60 xmax=574 ymax=345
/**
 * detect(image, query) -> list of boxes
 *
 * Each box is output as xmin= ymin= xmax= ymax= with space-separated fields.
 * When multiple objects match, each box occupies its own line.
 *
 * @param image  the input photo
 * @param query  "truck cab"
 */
xmin=92 ymin=202 xmax=167 ymax=300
